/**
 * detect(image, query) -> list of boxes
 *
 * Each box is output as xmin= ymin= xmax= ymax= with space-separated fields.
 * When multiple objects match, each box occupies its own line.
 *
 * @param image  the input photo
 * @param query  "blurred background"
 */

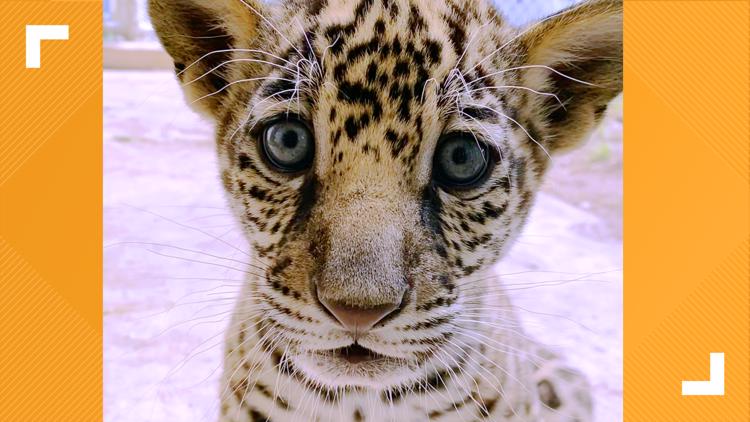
xmin=104 ymin=1 xmax=622 ymax=421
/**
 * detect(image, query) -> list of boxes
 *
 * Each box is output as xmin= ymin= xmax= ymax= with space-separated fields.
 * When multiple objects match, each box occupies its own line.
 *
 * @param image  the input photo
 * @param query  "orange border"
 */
xmin=624 ymin=0 xmax=749 ymax=420
xmin=0 ymin=1 xmax=102 ymax=421
xmin=0 ymin=0 xmax=749 ymax=420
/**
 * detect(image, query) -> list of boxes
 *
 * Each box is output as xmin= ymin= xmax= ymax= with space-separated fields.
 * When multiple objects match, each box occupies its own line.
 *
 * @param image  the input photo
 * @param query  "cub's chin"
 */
xmin=290 ymin=344 xmax=422 ymax=390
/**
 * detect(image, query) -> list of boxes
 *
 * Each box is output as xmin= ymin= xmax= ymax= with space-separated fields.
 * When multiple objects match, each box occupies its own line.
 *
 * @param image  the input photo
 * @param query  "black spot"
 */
xmin=353 ymin=0 xmax=374 ymax=20
xmin=472 ymin=65 xmax=490 ymax=89
xmin=392 ymin=38 xmax=403 ymax=55
xmin=387 ymin=0 xmax=399 ymax=19
xmin=398 ymin=93 xmax=412 ymax=120
xmin=435 ymin=243 xmax=447 ymax=258
xmin=420 ymin=184 xmax=444 ymax=238
xmin=255 ymin=382 xmax=291 ymax=410
xmin=276 ymin=39 xmax=305 ymax=65
xmin=383 ymin=359 xmax=462 ymax=402
xmin=418 ymin=295 xmax=455 ymax=312
xmin=393 ymin=60 xmax=410 ymax=77
xmin=407 ymin=315 xmax=452 ymax=330
xmin=354 ymin=408 xmax=364 ymax=421
xmin=413 ymin=68 xmax=430 ymax=99
xmin=287 ymin=176 xmax=319 ymax=233
xmin=482 ymin=201 xmax=505 ymax=219
xmin=406 ymin=40 xmax=416 ymax=54
xmin=345 ymin=115 xmax=362 ymax=140
xmin=380 ymin=42 xmax=392 ymax=57
xmin=538 ymin=379 xmax=562 ymax=409
xmin=324 ymin=24 xmax=354 ymax=55
xmin=454 ymin=256 xmax=463 ymax=268
xmin=248 ymin=185 xmax=269 ymax=201
xmin=385 ymin=129 xmax=408 ymax=157
xmin=249 ymin=408 xmax=271 ymax=422
xmin=387 ymin=82 xmax=413 ymax=121
xmin=298 ymin=31 xmax=317 ymax=63
xmin=462 ymin=264 xmax=480 ymax=276
xmin=479 ymin=397 xmax=499 ymax=417
xmin=388 ymin=82 xmax=401 ymax=101
xmin=238 ymin=154 xmax=251 ymax=170
xmin=424 ymin=39 xmax=441 ymax=63
xmin=412 ymin=49 xmax=425 ymax=64
xmin=366 ymin=62 xmax=378 ymax=83
xmin=408 ymin=4 xmax=426 ymax=30
xmin=438 ymin=274 xmax=455 ymax=293
xmin=333 ymin=63 xmax=347 ymax=80
xmin=448 ymin=20 xmax=467 ymax=59
xmin=260 ymin=78 xmax=296 ymax=101
xmin=346 ymin=38 xmax=380 ymax=63
xmin=339 ymin=81 xmax=380 ymax=108
xmin=270 ymin=256 xmax=292 ymax=276
xmin=338 ymin=81 xmax=382 ymax=121
xmin=307 ymin=0 xmax=328 ymax=14
xmin=461 ymin=106 xmax=494 ymax=120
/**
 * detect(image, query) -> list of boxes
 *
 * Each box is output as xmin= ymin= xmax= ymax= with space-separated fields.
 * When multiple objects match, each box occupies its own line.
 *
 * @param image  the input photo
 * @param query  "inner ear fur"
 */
xmin=148 ymin=0 xmax=262 ymax=119
xmin=518 ymin=0 xmax=623 ymax=153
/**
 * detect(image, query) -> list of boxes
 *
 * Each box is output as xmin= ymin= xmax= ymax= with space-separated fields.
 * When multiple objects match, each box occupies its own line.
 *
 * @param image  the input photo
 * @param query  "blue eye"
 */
xmin=433 ymin=134 xmax=491 ymax=187
xmin=262 ymin=118 xmax=314 ymax=172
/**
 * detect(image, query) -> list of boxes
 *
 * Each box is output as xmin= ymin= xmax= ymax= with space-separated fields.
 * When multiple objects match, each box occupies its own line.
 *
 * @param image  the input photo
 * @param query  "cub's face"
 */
xmin=150 ymin=0 xmax=622 ymax=389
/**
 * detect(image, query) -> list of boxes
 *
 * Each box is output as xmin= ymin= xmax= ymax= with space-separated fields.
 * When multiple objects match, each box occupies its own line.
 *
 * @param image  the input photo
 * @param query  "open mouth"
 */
xmin=331 ymin=343 xmax=386 ymax=364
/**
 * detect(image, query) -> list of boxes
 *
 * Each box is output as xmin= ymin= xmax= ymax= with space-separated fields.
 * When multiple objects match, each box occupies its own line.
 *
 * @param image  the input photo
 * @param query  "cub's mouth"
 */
xmin=330 ymin=343 xmax=387 ymax=364
xmin=296 ymin=342 xmax=423 ymax=388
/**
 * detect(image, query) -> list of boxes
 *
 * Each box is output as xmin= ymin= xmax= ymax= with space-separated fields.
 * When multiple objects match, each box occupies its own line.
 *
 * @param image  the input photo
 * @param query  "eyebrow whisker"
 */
xmin=467 ymin=85 xmax=566 ymax=109
xmin=464 ymin=102 xmax=552 ymax=160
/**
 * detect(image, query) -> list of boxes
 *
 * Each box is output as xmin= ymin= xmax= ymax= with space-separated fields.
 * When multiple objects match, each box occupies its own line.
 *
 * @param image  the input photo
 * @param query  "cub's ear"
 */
xmin=518 ymin=0 xmax=622 ymax=152
xmin=148 ymin=0 xmax=263 ymax=119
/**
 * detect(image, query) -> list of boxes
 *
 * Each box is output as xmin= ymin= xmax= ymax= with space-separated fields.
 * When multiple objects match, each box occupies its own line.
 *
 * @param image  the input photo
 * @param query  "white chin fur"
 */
xmin=292 ymin=352 xmax=418 ymax=390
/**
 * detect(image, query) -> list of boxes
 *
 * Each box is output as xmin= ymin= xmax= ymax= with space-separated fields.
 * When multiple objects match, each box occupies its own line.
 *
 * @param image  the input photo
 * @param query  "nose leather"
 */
xmin=319 ymin=298 xmax=400 ymax=333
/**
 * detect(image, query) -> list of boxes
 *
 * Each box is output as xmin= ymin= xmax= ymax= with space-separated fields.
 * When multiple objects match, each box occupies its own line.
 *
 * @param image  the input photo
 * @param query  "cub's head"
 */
xmin=150 ymin=0 xmax=621 ymax=390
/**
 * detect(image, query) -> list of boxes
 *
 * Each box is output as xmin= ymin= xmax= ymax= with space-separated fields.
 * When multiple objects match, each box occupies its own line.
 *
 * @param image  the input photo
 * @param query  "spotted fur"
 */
xmin=149 ymin=0 xmax=622 ymax=420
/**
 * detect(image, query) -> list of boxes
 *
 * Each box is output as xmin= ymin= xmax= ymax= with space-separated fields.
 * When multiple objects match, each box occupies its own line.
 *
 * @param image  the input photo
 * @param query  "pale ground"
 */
xmin=103 ymin=70 xmax=622 ymax=422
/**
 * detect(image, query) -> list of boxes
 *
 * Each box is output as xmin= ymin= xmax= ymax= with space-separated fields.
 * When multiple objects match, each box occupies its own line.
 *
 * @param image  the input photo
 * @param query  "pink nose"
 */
xmin=319 ymin=298 xmax=400 ymax=333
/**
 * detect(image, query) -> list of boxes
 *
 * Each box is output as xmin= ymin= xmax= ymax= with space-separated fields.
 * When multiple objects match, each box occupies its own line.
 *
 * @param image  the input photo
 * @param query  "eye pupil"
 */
xmin=281 ymin=130 xmax=299 ymax=149
xmin=451 ymin=147 xmax=468 ymax=165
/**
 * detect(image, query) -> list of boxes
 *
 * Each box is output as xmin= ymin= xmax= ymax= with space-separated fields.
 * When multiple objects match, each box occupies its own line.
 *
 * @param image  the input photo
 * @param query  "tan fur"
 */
xmin=149 ymin=0 xmax=622 ymax=420
xmin=520 ymin=0 xmax=623 ymax=152
xmin=149 ymin=0 xmax=262 ymax=117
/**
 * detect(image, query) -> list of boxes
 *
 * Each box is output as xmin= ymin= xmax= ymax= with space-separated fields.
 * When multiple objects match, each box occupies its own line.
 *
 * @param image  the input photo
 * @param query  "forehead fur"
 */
xmin=225 ymin=0 xmax=521 ymax=184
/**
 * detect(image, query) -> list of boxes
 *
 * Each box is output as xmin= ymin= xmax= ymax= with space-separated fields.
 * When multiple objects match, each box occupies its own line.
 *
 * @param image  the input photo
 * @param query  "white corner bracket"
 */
xmin=26 ymin=25 xmax=69 ymax=68
xmin=682 ymin=352 xmax=725 ymax=396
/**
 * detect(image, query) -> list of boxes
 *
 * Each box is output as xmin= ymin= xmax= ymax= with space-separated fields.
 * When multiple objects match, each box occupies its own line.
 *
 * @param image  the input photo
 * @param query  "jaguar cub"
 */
xmin=150 ymin=0 xmax=622 ymax=420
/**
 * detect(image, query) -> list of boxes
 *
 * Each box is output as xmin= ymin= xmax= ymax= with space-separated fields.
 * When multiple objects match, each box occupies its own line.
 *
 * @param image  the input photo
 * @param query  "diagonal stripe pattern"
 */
xmin=0 ymin=2 xmax=102 ymax=421
xmin=624 ymin=1 xmax=749 ymax=420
